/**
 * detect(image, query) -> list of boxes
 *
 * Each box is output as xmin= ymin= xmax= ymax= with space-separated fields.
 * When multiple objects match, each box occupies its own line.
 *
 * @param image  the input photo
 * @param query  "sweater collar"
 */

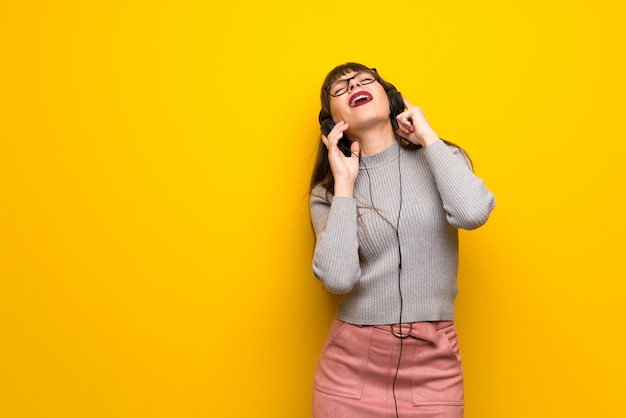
xmin=359 ymin=141 xmax=400 ymax=169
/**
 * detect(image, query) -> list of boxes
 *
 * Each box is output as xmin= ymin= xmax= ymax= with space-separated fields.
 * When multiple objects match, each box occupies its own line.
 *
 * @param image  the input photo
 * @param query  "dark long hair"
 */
xmin=310 ymin=63 xmax=471 ymax=199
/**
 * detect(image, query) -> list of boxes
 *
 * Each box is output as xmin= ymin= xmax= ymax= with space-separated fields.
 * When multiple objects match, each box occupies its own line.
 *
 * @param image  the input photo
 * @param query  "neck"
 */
xmin=350 ymin=122 xmax=397 ymax=156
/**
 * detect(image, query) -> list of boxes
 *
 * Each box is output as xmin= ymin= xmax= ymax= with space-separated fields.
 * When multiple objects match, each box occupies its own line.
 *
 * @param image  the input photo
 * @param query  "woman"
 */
xmin=309 ymin=63 xmax=496 ymax=418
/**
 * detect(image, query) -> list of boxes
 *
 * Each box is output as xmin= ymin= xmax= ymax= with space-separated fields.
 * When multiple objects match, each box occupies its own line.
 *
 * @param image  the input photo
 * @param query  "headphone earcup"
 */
xmin=320 ymin=117 xmax=352 ymax=157
xmin=320 ymin=118 xmax=335 ymax=137
xmin=387 ymin=89 xmax=405 ymax=118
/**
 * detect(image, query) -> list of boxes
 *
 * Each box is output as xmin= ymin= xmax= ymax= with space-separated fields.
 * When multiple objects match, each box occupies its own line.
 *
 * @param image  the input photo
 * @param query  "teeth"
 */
xmin=351 ymin=94 xmax=370 ymax=106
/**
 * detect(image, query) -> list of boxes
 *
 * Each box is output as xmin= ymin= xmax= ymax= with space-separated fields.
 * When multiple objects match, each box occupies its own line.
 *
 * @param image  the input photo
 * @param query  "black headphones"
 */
xmin=319 ymin=87 xmax=406 ymax=156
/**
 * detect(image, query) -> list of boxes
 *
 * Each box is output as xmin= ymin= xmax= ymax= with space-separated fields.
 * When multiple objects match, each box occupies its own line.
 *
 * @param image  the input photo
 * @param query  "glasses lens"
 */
xmin=329 ymin=80 xmax=348 ymax=97
xmin=328 ymin=69 xmax=378 ymax=97
xmin=356 ymin=70 xmax=376 ymax=85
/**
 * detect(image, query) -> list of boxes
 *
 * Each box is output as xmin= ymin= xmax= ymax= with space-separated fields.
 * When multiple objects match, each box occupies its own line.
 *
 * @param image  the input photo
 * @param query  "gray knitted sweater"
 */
xmin=310 ymin=140 xmax=495 ymax=325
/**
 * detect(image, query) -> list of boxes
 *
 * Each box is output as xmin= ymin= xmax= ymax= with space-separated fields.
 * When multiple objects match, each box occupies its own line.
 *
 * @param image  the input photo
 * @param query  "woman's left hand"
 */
xmin=395 ymin=98 xmax=440 ymax=148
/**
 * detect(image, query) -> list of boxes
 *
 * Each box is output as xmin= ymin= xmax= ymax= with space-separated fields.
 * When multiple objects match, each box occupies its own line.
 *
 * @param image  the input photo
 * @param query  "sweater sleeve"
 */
xmin=309 ymin=188 xmax=361 ymax=293
xmin=423 ymin=140 xmax=496 ymax=230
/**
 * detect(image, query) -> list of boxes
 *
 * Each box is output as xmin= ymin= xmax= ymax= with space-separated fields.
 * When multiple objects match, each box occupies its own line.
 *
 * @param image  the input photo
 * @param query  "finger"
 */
xmin=321 ymin=134 xmax=330 ymax=149
xmin=326 ymin=134 xmax=344 ymax=158
xmin=403 ymin=97 xmax=414 ymax=110
xmin=330 ymin=121 xmax=349 ymax=144
xmin=350 ymin=140 xmax=361 ymax=157
xmin=334 ymin=120 xmax=349 ymax=133
xmin=323 ymin=133 xmax=342 ymax=151
xmin=396 ymin=114 xmax=412 ymax=133
xmin=396 ymin=128 xmax=408 ymax=140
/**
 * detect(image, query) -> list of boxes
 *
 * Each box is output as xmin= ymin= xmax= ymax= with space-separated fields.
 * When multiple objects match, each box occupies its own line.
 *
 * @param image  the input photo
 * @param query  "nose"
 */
xmin=348 ymin=77 xmax=362 ymax=92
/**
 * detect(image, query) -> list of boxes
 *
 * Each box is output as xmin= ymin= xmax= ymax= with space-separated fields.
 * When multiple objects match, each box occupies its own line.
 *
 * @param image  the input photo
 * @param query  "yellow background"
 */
xmin=1 ymin=1 xmax=625 ymax=417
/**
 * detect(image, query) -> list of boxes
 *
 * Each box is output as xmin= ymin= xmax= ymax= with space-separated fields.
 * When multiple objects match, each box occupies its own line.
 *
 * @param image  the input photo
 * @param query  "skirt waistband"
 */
xmin=370 ymin=321 xmax=453 ymax=343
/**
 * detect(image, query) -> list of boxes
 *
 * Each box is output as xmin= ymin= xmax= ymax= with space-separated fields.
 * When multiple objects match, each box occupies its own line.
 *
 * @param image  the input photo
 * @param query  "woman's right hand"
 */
xmin=321 ymin=120 xmax=360 ymax=197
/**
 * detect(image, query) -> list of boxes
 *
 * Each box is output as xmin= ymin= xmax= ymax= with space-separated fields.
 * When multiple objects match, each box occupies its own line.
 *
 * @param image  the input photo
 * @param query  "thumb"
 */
xmin=403 ymin=97 xmax=414 ymax=109
xmin=350 ymin=140 xmax=361 ymax=157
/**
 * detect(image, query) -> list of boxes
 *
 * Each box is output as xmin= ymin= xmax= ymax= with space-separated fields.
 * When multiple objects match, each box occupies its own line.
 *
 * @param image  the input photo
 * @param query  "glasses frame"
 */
xmin=326 ymin=68 xmax=379 ymax=97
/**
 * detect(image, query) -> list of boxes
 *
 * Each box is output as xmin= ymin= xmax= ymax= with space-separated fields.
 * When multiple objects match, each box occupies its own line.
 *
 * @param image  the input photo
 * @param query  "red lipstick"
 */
xmin=349 ymin=91 xmax=373 ymax=108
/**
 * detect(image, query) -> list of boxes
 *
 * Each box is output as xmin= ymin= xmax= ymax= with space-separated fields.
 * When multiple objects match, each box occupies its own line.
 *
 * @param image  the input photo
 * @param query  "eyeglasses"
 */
xmin=326 ymin=68 xmax=378 ymax=97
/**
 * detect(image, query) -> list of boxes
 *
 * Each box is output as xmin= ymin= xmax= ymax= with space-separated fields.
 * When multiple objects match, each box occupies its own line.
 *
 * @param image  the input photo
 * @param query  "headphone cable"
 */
xmin=360 ymin=145 xmax=404 ymax=417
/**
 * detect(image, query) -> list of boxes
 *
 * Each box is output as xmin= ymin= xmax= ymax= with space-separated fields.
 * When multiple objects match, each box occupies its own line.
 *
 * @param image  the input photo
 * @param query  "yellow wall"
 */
xmin=1 ymin=1 xmax=625 ymax=417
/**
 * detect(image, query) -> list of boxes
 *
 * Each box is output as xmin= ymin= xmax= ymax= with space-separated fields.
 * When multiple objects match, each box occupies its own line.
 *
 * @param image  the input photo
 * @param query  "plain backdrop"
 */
xmin=1 ymin=1 xmax=625 ymax=417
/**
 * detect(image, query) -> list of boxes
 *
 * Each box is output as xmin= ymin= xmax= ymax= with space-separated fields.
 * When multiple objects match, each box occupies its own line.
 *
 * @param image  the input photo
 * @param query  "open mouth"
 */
xmin=349 ymin=91 xmax=373 ymax=108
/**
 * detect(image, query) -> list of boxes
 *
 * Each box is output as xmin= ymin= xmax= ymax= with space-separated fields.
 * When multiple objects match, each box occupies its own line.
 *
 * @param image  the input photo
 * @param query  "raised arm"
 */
xmin=396 ymin=98 xmax=495 ymax=229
